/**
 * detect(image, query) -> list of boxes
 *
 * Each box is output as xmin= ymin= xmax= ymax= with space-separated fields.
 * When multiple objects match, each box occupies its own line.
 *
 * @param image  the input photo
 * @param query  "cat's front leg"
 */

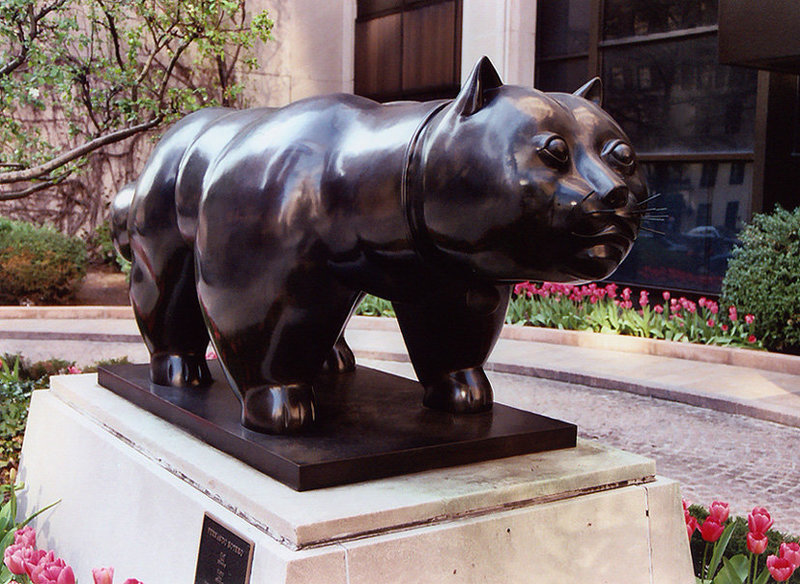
xmin=393 ymin=284 xmax=511 ymax=414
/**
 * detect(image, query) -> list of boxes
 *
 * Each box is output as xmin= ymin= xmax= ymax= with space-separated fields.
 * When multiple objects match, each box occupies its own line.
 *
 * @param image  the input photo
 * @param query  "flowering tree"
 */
xmin=0 ymin=0 xmax=273 ymax=226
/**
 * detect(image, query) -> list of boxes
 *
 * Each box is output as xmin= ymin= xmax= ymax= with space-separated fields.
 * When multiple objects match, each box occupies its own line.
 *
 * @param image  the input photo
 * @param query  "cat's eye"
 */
xmin=537 ymin=135 xmax=570 ymax=168
xmin=603 ymin=140 xmax=636 ymax=173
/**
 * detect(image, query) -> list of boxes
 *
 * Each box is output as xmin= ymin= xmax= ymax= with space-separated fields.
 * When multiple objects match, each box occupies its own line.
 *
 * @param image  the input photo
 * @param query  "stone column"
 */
xmin=461 ymin=0 xmax=537 ymax=87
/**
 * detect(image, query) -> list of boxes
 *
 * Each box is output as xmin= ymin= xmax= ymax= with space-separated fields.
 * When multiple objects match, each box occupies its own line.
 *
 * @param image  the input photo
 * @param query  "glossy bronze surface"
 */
xmin=98 ymin=362 xmax=577 ymax=490
xmin=113 ymin=56 xmax=647 ymax=434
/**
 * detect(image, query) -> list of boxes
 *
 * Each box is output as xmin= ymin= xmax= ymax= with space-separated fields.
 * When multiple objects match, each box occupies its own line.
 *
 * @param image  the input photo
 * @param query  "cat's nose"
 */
xmin=601 ymin=185 xmax=630 ymax=209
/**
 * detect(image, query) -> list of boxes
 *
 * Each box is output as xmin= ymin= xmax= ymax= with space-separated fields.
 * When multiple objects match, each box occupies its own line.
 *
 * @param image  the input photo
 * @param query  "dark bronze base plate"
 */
xmin=98 ymin=363 xmax=577 ymax=491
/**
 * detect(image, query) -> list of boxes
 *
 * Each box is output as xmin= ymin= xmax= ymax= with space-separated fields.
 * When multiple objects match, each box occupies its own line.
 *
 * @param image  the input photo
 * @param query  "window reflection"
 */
xmin=614 ymin=161 xmax=753 ymax=293
xmin=536 ymin=58 xmax=590 ymax=93
xmin=538 ymin=0 xmax=591 ymax=57
xmin=603 ymin=36 xmax=757 ymax=153
xmin=603 ymin=0 xmax=718 ymax=39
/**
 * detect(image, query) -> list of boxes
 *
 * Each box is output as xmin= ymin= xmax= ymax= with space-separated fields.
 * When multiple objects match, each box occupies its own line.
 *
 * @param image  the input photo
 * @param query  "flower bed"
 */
xmin=686 ymin=500 xmax=800 ymax=583
xmin=508 ymin=282 xmax=762 ymax=349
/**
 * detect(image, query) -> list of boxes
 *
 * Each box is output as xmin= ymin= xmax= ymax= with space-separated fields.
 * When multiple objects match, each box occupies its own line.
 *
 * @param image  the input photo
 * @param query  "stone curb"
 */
xmin=0 ymin=306 xmax=134 ymax=319
xmin=347 ymin=315 xmax=800 ymax=376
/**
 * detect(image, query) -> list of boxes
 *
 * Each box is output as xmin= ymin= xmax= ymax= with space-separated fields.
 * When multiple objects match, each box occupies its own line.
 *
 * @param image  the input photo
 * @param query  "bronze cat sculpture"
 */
xmin=112 ymin=57 xmax=648 ymax=434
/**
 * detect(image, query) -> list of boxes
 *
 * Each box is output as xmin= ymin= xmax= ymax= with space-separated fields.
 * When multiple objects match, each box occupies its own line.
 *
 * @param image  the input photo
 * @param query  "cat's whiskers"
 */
xmin=635 ymin=192 xmax=663 ymax=207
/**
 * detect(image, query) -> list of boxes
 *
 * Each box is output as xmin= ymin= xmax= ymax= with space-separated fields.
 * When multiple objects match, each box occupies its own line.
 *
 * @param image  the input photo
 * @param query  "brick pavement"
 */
xmin=364 ymin=359 xmax=800 ymax=538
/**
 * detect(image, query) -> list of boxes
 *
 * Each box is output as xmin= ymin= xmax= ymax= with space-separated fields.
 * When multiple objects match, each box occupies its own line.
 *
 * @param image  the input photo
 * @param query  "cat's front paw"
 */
xmin=241 ymin=383 xmax=316 ymax=434
xmin=423 ymin=367 xmax=493 ymax=414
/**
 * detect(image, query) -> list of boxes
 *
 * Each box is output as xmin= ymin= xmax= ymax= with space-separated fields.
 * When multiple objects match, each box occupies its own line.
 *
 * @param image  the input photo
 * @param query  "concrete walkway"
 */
xmin=3 ymin=305 xmax=798 ymax=430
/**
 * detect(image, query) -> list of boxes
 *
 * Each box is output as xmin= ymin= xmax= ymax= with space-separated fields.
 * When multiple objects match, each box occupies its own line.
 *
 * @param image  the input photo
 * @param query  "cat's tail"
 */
xmin=111 ymin=181 xmax=136 ymax=261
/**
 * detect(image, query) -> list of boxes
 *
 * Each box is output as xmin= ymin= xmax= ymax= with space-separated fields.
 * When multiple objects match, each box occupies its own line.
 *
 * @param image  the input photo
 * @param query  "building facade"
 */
xmin=249 ymin=0 xmax=798 ymax=295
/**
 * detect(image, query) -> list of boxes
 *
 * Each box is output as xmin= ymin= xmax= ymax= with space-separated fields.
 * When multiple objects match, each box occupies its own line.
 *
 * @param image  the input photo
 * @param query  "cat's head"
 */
xmin=409 ymin=57 xmax=648 ymax=283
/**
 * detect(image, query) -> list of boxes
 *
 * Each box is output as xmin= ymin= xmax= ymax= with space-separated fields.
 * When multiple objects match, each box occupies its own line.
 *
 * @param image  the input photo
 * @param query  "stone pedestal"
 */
xmin=17 ymin=374 xmax=694 ymax=583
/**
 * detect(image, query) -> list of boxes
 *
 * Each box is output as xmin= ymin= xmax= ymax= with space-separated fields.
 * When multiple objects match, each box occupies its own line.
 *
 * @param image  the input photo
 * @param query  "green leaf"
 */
xmin=0 ymin=529 xmax=14 ymax=556
xmin=16 ymin=498 xmax=60 ymax=529
xmin=711 ymin=555 xmax=749 ymax=584
xmin=753 ymin=566 xmax=770 ymax=584
xmin=706 ymin=523 xmax=737 ymax=579
xmin=0 ymin=499 xmax=13 ymax=533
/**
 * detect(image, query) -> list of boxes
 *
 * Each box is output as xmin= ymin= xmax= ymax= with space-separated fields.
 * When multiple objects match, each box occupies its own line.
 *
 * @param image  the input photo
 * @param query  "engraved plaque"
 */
xmin=194 ymin=514 xmax=254 ymax=584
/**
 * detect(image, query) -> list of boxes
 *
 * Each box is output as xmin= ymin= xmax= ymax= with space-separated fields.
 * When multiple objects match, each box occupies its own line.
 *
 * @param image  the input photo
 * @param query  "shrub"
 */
xmin=0 ymin=218 xmax=87 ymax=305
xmin=355 ymin=294 xmax=395 ymax=317
xmin=0 ymin=357 xmax=36 ymax=482
xmin=722 ymin=206 xmax=800 ymax=355
xmin=84 ymin=219 xmax=117 ymax=266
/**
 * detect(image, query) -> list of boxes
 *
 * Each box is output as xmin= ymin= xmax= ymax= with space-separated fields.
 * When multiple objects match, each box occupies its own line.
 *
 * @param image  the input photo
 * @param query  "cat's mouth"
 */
xmin=566 ymin=220 xmax=638 ymax=280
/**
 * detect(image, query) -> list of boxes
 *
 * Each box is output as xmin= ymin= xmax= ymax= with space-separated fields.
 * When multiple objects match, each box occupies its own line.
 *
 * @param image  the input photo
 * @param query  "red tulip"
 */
xmin=708 ymin=500 xmax=730 ymax=523
xmin=747 ymin=531 xmax=768 ymax=554
xmin=780 ymin=542 xmax=800 ymax=568
xmin=686 ymin=515 xmax=699 ymax=539
xmin=700 ymin=518 xmax=725 ymax=542
xmin=748 ymin=334 xmax=757 ymax=343
xmin=767 ymin=555 xmax=796 ymax=582
xmin=749 ymin=507 xmax=774 ymax=534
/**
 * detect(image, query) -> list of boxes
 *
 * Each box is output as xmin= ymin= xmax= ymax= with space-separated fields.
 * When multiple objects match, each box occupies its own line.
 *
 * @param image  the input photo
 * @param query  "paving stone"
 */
xmin=362 ymin=359 xmax=800 ymax=538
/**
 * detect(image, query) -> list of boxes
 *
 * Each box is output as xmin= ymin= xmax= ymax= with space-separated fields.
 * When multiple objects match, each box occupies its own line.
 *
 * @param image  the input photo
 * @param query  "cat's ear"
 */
xmin=574 ymin=77 xmax=603 ymax=106
xmin=453 ymin=56 xmax=503 ymax=116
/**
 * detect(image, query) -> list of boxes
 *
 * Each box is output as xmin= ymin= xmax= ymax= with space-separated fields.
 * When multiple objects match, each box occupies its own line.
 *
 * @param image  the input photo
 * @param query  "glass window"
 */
xmin=602 ymin=35 xmax=758 ymax=153
xmin=613 ymin=161 xmax=753 ymax=293
xmin=537 ymin=0 xmax=591 ymax=58
xmin=603 ymin=0 xmax=718 ymax=40
xmin=536 ymin=58 xmax=590 ymax=93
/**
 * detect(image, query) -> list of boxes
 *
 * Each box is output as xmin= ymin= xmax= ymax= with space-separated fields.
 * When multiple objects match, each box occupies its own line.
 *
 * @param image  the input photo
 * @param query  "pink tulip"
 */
xmin=700 ymin=518 xmax=725 ymax=542
xmin=707 ymin=318 xmax=715 ymax=327
xmin=4 ymin=544 xmax=29 ymax=575
xmin=749 ymin=507 xmax=774 ymax=534
xmin=747 ymin=531 xmax=768 ymax=554
xmin=721 ymin=323 xmax=728 ymax=332
xmin=745 ymin=314 xmax=755 ymax=324
xmin=29 ymin=552 xmax=75 ymax=584
xmin=729 ymin=305 xmax=738 ymax=322
xmin=767 ymin=555 xmax=796 ymax=582
xmin=93 ymin=567 xmax=114 ymax=584
xmin=708 ymin=500 xmax=730 ymax=523
xmin=748 ymin=334 xmax=757 ymax=343
xmin=122 ymin=580 xmax=144 ymax=584
xmin=654 ymin=305 xmax=664 ymax=314
xmin=780 ymin=542 xmax=800 ymax=568
xmin=14 ymin=526 xmax=36 ymax=548
xmin=662 ymin=291 xmax=670 ymax=301
xmin=4 ymin=544 xmax=45 ymax=576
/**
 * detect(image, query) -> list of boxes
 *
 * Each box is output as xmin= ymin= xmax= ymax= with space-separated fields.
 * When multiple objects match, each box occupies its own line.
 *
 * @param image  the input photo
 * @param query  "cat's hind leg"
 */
xmin=127 ymin=185 xmax=211 ymax=388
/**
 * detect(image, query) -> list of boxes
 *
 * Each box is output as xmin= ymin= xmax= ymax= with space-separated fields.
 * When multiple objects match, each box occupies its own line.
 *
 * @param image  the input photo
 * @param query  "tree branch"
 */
xmin=0 ymin=117 xmax=161 ymax=185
